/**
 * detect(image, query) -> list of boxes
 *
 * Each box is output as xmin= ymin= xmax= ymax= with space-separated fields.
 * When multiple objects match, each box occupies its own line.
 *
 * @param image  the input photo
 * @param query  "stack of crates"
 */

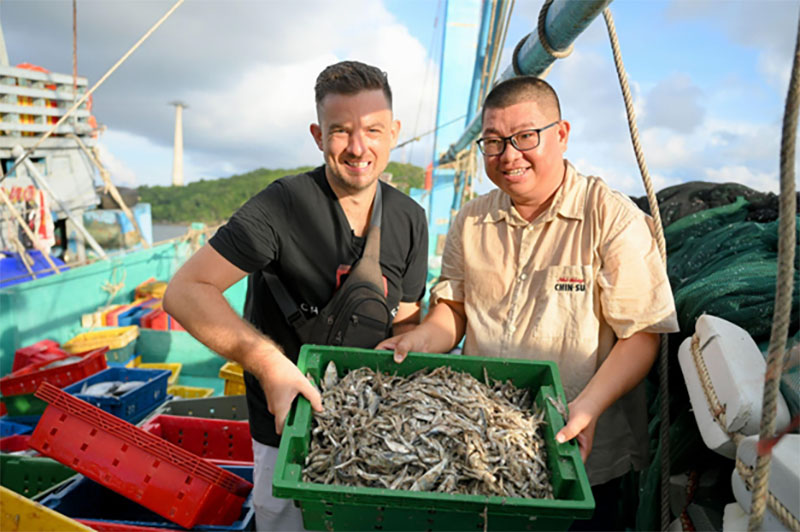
xmin=219 ymin=361 xmax=245 ymax=396
xmin=29 ymin=383 xmax=254 ymax=529
xmin=62 ymin=326 xmax=139 ymax=366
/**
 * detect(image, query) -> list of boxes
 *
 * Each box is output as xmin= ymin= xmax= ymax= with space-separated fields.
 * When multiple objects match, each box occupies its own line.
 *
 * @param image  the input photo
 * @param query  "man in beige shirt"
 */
xmin=378 ymin=76 xmax=678 ymax=528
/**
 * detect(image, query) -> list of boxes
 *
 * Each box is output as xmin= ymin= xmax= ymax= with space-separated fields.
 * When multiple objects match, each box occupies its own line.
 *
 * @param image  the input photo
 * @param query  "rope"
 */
xmin=0 ymin=0 xmax=186 ymax=182
xmin=100 ymin=268 xmax=127 ymax=308
xmin=537 ymin=0 xmax=574 ymax=59
xmin=602 ymin=8 xmax=671 ymax=530
xmin=689 ymin=334 xmax=744 ymax=446
xmin=748 ymin=6 xmax=800 ymax=530
xmin=736 ymin=458 xmax=800 ymax=530
xmin=679 ymin=470 xmax=698 ymax=532
xmin=0 ymin=186 xmax=61 ymax=274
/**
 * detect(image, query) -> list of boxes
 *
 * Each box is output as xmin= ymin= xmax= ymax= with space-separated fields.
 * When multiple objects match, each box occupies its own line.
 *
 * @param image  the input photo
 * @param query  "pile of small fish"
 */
xmin=303 ymin=362 xmax=554 ymax=499
xmin=80 ymin=380 xmax=144 ymax=397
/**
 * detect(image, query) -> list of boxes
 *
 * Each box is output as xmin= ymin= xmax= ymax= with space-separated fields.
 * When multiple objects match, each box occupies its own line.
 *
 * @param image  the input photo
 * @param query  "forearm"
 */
xmin=163 ymin=280 xmax=281 ymax=376
xmin=574 ymin=331 xmax=659 ymax=417
xmin=416 ymin=300 xmax=466 ymax=352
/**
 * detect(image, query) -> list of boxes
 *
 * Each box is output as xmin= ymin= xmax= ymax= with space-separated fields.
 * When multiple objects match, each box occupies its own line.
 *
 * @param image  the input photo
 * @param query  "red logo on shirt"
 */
xmin=555 ymin=277 xmax=586 ymax=292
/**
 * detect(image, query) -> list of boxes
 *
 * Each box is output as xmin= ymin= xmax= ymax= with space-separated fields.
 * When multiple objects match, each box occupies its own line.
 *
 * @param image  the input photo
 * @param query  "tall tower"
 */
xmin=170 ymin=101 xmax=187 ymax=187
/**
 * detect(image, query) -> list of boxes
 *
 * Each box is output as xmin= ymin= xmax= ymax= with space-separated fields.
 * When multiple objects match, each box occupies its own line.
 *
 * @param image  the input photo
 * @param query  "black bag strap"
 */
xmin=263 ymin=183 xmax=383 ymax=327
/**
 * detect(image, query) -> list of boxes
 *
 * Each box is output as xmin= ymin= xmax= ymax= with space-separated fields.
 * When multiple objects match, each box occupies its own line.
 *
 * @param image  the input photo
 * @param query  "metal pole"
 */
xmin=441 ymin=0 xmax=612 ymax=163
xmin=11 ymin=144 xmax=108 ymax=259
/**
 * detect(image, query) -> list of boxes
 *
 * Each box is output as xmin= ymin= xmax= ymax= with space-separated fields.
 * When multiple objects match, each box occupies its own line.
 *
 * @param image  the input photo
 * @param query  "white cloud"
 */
xmin=642 ymin=74 xmax=705 ymax=133
xmin=3 ymin=0 xmax=438 ymax=182
xmin=704 ymin=166 xmax=778 ymax=193
xmin=95 ymin=140 xmax=138 ymax=187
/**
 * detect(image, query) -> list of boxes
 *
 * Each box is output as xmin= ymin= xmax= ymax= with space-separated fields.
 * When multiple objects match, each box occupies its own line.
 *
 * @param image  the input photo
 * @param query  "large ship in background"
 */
xmin=0 ymin=1 xmax=797 ymax=530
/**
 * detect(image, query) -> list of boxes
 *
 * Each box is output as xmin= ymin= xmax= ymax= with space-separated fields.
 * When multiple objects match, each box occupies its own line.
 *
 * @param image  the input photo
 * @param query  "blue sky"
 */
xmin=3 ymin=0 xmax=797 ymax=195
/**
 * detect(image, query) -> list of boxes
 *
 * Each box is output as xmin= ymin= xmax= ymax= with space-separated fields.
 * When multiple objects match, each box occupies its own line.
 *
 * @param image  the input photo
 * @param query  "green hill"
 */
xmin=138 ymin=162 xmax=425 ymax=224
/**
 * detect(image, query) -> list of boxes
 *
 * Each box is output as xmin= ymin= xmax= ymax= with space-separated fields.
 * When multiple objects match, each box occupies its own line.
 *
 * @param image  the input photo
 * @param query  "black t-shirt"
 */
xmin=209 ymin=166 xmax=428 ymax=446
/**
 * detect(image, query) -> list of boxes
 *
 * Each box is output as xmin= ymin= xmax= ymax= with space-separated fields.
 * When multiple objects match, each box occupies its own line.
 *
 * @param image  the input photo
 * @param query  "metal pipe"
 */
xmin=12 ymin=144 xmax=108 ymax=259
xmin=440 ymin=0 xmax=612 ymax=163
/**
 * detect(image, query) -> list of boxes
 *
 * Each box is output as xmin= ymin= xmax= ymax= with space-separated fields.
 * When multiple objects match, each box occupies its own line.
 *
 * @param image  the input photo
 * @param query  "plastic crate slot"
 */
xmin=152 ymin=460 xmax=160 ymax=468
xmin=42 ymin=441 xmax=49 ymax=450
xmin=59 ymin=413 xmax=67 ymax=422
xmin=177 ymin=491 xmax=185 ymax=500
xmin=121 ymin=444 xmax=128 ymax=453
xmin=144 ymin=474 xmax=151 ymax=484
xmin=80 ymin=443 xmax=88 ymax=452
xmin=89 ymin=428 xmax=97 ymax=437
xmin=72 ymin=457 xmax=79 ymax=467
xmin=112 ymin=458 xmax=119 ymax=467
xmin=136 ymin=488 xmax=143 ymax=500
xmin=185 ymin=475 xmax=192 ymax=485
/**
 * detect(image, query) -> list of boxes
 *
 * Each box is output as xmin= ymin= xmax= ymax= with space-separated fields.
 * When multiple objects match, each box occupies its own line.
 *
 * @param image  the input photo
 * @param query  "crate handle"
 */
xmin=284 ymin=394 xmax=311 ymax=436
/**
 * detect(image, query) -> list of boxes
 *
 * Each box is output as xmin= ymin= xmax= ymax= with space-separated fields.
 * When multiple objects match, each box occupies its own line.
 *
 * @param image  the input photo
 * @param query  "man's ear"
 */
xmin=557 ymin=120 xmax=570 ymax=153
xmin=310 ymin=123 xmax=323 ymax=151
xmin=390 ymin=119 xmax=401 ymax=148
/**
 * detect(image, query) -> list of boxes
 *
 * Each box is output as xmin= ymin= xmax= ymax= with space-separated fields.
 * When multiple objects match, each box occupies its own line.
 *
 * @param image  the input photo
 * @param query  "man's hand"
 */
xmin=555 ymin=397 xmax=600 ymax=463
xmin=250 ymin=349 xmax=323 ymax=435
xmin=376 ymin=328 xmax=430 ymax=363
xmin=376 ymin=300 xmax=467 ymax=363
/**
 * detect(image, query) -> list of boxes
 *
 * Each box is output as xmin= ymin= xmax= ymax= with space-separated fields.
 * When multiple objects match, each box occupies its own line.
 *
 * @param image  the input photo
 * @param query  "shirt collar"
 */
xmin=480 ymin=160 xmax=586 ymax=226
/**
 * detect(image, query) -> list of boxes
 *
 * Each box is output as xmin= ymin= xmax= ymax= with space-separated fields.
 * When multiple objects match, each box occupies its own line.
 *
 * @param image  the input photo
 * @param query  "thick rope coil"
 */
xmin=748 ymin=6 xmax=800 ymax=531
xmin=512 ymin=0 xmax=572 ymax=76
xmin=736 ymin=458 xmax=800 ymax=530
xmin=602 ymin=8 xmax=671 ymax=529
xmin=537 ymin=0 xmax=574 ymax=59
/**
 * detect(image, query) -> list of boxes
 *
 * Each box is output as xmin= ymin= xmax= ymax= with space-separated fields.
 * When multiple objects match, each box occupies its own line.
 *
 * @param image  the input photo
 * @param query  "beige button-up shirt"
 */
xmin=431 ymin=160 xmax=678 ymax=484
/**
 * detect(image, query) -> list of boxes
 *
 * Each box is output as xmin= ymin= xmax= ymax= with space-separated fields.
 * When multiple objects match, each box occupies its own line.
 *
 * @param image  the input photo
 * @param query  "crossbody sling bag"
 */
xmin=262 ymin=184 xmax=392 ymax=347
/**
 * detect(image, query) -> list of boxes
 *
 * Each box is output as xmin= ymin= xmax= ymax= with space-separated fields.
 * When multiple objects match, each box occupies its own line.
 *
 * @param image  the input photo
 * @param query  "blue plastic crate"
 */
xmin=0 ymin=417 xmax=33 ymax=437
xmin=61 ymin=367 xmax=170 ymax=422
xmin=38 ymin=465 xmax=254 ymax=530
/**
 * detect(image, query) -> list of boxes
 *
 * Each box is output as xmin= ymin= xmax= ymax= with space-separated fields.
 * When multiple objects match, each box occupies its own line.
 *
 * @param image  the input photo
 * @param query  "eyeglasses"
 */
xmin=476 ymin=121 xmax=559 ymax=156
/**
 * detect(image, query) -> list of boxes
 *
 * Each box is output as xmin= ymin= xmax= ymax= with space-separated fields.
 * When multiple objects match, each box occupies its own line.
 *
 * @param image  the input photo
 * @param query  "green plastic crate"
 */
xmin=2 ymin=392 xmax=46 ymax=419
xmin=0 ymin=454 xmax=77 ymax=497
xmin=273 ymin=345 xmax=595 ymax=531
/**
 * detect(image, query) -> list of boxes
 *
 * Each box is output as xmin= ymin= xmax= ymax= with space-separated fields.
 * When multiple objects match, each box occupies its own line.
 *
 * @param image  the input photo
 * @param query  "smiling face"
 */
xmin=310 ymin=89 xmax=400 ymax=195
xmin=481 ymin=100 xmax=570 ymax=216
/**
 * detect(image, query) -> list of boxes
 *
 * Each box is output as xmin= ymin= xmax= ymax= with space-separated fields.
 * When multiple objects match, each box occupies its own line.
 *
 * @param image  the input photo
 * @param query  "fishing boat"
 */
xmin=1 ymin=1 xmax=797 ymax=530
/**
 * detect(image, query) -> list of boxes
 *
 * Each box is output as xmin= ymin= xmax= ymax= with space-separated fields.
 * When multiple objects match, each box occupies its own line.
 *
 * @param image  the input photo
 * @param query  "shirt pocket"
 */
xmin=529 ymin=265 xmax=597 ymax=338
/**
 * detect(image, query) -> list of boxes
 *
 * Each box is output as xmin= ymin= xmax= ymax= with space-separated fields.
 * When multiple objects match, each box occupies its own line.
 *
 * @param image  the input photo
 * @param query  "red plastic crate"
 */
xmin=29 ymin=383 xmax=252 ymax=529
xmin=104 ymin=305 xmax=131 ymax=326
xmin=141 ymin=308 xmax=168 ymax=330
xmin=0 ymin=348 xmax=108 ymax=397
xmin=13 ymin=339 xmax=67 ymax=372
xmin=76 ymin=520 xmax=174 ymax=532
xmin=141 ymin=415 xmax=253 ymax=466
xmin=0 ymin=434 xmax=31 ymax=453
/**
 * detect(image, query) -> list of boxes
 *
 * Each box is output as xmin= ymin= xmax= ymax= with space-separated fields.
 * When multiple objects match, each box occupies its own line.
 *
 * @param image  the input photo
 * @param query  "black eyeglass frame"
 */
xmin=475 ymin=121 xmax=560 ymax=156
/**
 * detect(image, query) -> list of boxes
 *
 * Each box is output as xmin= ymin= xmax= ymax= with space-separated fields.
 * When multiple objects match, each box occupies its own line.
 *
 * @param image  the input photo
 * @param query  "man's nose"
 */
xmin=347 ymin=130 xmax=366 ymax=156
xmin=500 ymin=140 xmax=522 ymax=161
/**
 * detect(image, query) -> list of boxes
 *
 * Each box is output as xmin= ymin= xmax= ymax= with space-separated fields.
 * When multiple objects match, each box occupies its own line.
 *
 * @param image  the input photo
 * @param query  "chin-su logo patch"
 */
xmin=555 ymin=277 xmax=586 ymax=293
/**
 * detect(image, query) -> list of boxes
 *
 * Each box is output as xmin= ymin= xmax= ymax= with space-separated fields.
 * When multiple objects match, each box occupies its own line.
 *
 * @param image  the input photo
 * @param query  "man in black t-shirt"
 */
xmin=164 ymin=61 xmax=428 ymax=530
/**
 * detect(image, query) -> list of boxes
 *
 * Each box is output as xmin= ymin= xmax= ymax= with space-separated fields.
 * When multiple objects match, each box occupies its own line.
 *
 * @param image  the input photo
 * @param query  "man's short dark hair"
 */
xmin=315 ymin=61 xmax=393 ymax=110
xmin=482 ymin=76 xmax=561 ymax=121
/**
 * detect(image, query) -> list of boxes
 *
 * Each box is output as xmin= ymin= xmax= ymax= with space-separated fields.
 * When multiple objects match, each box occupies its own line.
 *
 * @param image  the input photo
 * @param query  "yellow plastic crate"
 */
xmin=0 ymin=486 xmax=93 ymax=531
xmin=63 ymin=326 xmax=139 ymax=353
xmin=219 ymin=361 xmax=245 ymax=396
xmin=139 ymin=362 xmax=182 ymax=385
xmin=167 ymin=384 xmax=214 ymax=399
